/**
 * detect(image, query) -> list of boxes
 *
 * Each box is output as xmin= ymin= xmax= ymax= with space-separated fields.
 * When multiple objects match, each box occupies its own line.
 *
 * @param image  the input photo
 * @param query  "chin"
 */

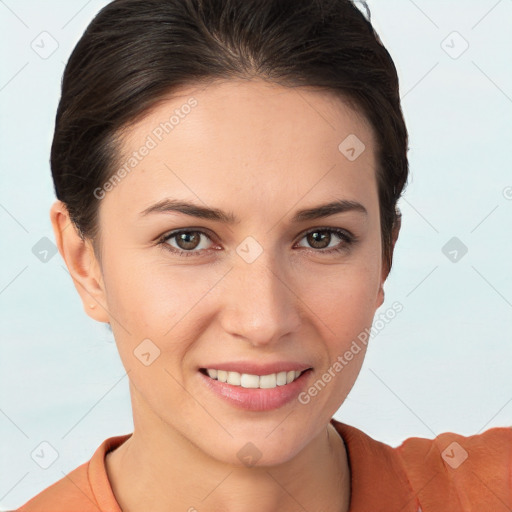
xmin=196 ymin=427 xmax=310 ymax=469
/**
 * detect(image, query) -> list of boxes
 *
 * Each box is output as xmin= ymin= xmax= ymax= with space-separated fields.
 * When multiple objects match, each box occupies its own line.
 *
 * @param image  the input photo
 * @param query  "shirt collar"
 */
xmin=331 ymin=418 xmax=420 ymax=512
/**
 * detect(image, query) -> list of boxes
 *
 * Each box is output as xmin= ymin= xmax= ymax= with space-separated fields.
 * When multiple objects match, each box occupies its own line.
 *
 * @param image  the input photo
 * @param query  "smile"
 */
xmin=201 ymin=368 xmax=306 ymax=389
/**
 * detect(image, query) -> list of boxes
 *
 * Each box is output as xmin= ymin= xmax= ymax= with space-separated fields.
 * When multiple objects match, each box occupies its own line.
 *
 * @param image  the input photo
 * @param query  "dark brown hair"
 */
xmin=51 ymin=0 xmax=408 ymax=273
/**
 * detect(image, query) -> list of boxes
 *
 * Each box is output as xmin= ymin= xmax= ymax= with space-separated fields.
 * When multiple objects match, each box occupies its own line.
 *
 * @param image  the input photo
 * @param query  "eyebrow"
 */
xmin=139 ymin=198 xmax=367 ymax=223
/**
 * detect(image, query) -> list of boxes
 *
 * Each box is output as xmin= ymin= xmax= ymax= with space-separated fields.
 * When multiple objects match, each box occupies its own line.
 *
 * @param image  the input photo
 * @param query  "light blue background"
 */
xmin=1 ymin=0 xmax=511 ymax=508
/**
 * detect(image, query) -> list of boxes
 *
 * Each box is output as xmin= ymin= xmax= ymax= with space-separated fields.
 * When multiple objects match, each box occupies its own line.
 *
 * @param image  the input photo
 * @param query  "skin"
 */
xmin=51 ymin=78 xmax=400 ymax=512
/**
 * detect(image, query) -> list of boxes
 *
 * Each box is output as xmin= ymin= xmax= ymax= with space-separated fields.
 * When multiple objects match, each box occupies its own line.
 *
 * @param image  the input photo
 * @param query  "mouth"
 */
xmin=199 ymin=368 xmax=312 ymax=389
xmin=197 ymin=362 xmax=314 ymax=411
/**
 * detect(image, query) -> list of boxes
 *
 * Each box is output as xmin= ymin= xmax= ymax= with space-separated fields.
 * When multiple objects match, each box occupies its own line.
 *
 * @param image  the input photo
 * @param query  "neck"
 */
xmin=106 ymin=400 xmax=350 ymax=512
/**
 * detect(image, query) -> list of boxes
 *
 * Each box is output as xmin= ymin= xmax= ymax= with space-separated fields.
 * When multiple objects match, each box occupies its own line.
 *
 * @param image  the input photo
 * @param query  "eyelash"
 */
xmin=157 ymin=227 xmax=356 ymax=258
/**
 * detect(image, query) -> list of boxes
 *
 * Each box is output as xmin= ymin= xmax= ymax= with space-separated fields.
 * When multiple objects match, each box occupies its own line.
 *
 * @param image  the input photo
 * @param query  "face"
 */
xmin=83 ymin=79 xmax=386 ymax=465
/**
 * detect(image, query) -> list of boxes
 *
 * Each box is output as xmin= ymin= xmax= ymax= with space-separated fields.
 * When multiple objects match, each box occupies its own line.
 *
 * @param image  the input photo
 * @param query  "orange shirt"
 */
xmin=16 ymin=418 xmax=512 ymax=511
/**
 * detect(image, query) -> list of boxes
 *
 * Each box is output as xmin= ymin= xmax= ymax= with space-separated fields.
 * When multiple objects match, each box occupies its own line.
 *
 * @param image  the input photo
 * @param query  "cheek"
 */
xmin=294 ymin=265 xmax=377 ymax=414
xmin=101 ymin=251 xmax=226 ymax=347
xmin=101 ymin=255 xmax=220 ymax=408
xmin=302 ymin=260 xmax=381 ymax=340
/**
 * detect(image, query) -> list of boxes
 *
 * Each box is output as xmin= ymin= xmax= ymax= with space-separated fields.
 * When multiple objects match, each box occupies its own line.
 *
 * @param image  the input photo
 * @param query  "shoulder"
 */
xmin=396 ymin=426 xmax=512 ymax=510
xmin=15 ymin=461 xmax=96 ymax=512
xmin=15 ymin=434 xmax=131 ymax=512
xmin=332 ymin=419 xmax=512 ymax=511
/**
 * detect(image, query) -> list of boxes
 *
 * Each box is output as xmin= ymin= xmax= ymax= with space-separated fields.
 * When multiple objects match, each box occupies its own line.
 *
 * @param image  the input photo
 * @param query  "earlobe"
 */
xmin=376 ymin=282 xmax=385 ymax=309
xmin=49 ymin=200 xmax=110 ymax=323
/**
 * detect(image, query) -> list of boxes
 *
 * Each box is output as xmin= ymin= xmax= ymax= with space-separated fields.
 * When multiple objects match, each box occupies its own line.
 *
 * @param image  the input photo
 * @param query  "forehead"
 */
xmin=105 ymin=79 xmax=378 ymax=222
xmin=121 ymin=78 xmax=375 ymax=154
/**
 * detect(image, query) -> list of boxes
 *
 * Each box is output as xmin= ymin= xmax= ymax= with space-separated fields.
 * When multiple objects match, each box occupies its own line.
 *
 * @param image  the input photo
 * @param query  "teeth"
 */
xmin=259 ymin=373 xmax=277 ymax=389
xmin=204 ymin=368 xmax=306 ymax=389
xmin=276 ymin=371 xmax=287 ymax=386
xmin=227 ymin=371 xmax=241 ymax=386
xmin=240 ymin=373 xmax=259 ymax=388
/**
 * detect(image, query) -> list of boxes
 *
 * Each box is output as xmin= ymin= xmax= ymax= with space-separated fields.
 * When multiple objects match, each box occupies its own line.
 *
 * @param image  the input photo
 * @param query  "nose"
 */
xmin=218 ymin=248 xmax=302 ymax=347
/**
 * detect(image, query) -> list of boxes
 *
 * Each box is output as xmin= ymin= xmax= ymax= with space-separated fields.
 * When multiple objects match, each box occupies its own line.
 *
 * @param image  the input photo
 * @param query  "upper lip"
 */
xmin=200 ymin=361 xmax=312 ymax=375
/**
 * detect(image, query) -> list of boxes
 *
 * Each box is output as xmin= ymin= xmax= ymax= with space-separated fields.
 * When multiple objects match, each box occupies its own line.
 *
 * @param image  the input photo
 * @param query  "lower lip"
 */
xmin=198 ymin=370 xmax=312 ymax=412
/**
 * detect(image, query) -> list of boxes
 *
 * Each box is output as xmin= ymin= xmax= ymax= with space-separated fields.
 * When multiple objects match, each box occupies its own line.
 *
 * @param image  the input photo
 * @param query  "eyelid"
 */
xmin=298 ymin=225 xmax=355 ymax=242
xmin=159 ymin=226 xmax=216 ymax=241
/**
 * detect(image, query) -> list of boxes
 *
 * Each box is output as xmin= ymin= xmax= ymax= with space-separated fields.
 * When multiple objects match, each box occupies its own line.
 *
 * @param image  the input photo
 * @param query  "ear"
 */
xmin=375 ymin=208 xmax=402 ymax=309
xmin=50 ymin=200 xmax=110 ymax=323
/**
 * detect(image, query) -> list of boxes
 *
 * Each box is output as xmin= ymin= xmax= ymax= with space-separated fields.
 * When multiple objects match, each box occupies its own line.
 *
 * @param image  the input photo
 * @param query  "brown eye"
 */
xmin=296 ymin=228 xmax=354 ymax=254
xmin=161 ymin=230 xmax=214 ymax=256
xmin=174 ymin=231 xmax=202 ymax=250
xmin=306 ymin=230 xmax=331 ymax=249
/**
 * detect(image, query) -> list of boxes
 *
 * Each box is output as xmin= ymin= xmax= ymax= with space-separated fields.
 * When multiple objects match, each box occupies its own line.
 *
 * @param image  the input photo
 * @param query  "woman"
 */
xmin=17 ymin=0 xmax=511 ymax=510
